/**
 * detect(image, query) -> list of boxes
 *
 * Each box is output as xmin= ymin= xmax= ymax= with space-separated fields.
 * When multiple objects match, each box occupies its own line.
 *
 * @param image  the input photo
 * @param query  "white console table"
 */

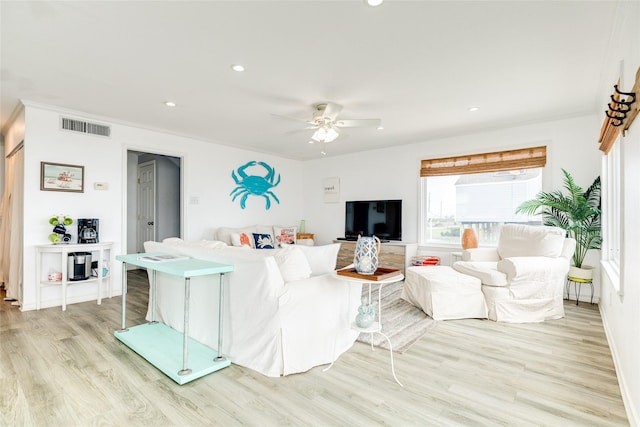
xmin=114 ymin=253 xmax=234 ymax=385
xmin=35 ymin=242 xmax=113 ymax=311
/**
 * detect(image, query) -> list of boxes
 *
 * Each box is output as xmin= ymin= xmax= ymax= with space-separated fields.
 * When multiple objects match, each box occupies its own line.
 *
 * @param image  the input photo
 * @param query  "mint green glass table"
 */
xmin=114 ymin=253 xmax=233 ymax=384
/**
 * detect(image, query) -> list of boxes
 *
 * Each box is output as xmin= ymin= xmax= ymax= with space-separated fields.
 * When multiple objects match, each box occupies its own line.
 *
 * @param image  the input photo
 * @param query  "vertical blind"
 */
xmin=420 ymin=146 xmax=547 ymax=177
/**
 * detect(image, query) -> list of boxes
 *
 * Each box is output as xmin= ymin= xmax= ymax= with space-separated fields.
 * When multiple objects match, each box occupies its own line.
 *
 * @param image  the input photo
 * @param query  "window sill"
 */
xmin=600 ymin=259 xmax=622 ymax=296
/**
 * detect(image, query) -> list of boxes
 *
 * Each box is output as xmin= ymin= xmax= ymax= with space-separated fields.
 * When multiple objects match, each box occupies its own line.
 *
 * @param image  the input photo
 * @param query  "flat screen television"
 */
xmin=344 ymin=199 xmax=402 ymax=241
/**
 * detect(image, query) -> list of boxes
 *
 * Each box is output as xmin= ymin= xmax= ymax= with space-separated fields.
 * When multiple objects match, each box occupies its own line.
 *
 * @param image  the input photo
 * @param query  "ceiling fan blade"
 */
xmin=322 ymin=102 xmax=343 ymax=121
xmin=335 ymin=118 xmax=381 ymax=128
xmin=271 ymin=113 xmax=314 ymax=125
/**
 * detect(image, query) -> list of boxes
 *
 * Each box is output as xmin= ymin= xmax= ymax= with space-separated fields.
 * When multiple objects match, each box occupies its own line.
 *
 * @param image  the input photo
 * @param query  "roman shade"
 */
xmin=420 ymin=146 xmax=546 ymax=177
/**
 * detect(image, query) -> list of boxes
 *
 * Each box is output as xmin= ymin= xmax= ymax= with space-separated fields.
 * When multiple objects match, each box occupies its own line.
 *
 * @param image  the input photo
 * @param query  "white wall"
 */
xmin=597 ymin=2 xmax=640 ymax=425
xmin=302 ymin=114 xmax=602 ymax=245
xmin=19 ymin=103 xmax=305 ymax=311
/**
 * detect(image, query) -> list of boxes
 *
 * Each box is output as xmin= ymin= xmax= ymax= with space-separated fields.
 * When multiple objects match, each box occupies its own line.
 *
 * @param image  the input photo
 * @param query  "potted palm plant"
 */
xmin=515 ymin=169 xmax=601 ymax=280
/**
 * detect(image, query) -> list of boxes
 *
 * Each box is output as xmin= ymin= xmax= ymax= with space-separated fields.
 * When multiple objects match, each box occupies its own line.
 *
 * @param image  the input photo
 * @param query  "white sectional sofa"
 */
xmin=142 ymin=238 xmax=361 ymax=377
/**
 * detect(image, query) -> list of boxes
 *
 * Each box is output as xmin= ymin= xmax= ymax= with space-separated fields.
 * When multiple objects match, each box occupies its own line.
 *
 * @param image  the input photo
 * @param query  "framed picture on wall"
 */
xmin=40 ymin=162 xmax=84 ymax=192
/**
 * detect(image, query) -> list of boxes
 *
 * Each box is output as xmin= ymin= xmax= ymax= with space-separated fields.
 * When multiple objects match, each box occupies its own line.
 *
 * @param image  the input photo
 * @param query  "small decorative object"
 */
xmin=461 ymin=228 xmax=478 ymax=249
xmin=230 ymin=161 xmax=281 ymax=210
xmin=353 ymin=235 xmax=381 ymax=275
xmin=355 ymin=297 xmax=377 ymax=328
xmin=40 ymin=162 xmax=84 ymax=192
xmin=299 ymin=219 xmax=306 ymax=234
xmin=48 ymin=215 xmax=73 ymax=243
xmin=48 ymin=272 xmax=62 ymax=281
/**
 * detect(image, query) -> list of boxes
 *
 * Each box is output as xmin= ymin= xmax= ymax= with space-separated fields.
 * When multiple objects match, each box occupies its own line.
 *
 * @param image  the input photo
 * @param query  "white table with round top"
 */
xmin=326 ymin=270 xmax=405 ymax=386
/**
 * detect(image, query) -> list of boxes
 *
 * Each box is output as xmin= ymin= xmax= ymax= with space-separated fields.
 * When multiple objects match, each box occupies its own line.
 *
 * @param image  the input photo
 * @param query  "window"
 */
xmin=601 ymin=135 xmax=622 ymax=291
xmin=419 ymin=147 xmax=545 ymax=246
xmin=421 ymin=169 xmax=542 ymax=245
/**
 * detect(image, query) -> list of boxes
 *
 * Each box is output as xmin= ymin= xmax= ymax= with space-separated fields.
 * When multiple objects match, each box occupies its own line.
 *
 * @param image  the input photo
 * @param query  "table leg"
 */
xmin=150 ymin=270 xmax=158 ymax=324
xmin=378 ymin=331 xmax=403 ymax=387
xmin=62 ymin=282 xmax=67 ymax=312
xmin=118 ymin=262 xmax=128 ymax=332
xmin=178 ymin=277 xmax=192 ymax=376
xmin=215 ymin=273 xmax=226 ymax=362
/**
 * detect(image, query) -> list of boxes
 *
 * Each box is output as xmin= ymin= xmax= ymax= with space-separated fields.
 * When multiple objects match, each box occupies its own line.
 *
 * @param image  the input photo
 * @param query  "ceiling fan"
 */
xmin=275 ymin=102 xmax=381 ymax=143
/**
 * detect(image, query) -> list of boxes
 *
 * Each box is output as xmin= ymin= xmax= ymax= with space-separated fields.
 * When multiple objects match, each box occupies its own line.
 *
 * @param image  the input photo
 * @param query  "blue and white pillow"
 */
xmin=252 ymin=233 xmax=275 ymax=249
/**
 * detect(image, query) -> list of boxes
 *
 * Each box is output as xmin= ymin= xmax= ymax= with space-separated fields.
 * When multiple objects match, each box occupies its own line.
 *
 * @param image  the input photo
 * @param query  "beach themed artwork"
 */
xmin=230 ymin=161 xmax=280 ymax=210
xmin=40 ymin=162 xmax=84 ymax=192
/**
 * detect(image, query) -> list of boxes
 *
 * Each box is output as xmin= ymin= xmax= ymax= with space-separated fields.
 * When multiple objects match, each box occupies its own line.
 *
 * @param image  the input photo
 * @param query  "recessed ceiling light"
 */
xmin=308 ymin=140 xmax=314 ymax=144
xmin=231 ymin=64 xmax=245 ymax=72
xmin=164 ymin=101 xmax=176 ymax=107
xmin=377 ymin=125 xmax=384 ymax=130
xmin=366 ymin=0 xmax=384 ymax=6
xmin=468 ymin=106 xmax=480 ymax=112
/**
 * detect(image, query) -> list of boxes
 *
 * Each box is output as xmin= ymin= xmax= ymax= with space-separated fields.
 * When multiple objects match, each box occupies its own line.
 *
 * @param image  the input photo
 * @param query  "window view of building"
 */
xmin=422 ymin=168 xmax=543 ymax=246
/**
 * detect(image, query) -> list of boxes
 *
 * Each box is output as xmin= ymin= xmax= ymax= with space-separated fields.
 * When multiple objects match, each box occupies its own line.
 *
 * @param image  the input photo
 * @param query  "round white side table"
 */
xmin=326 ymin=270 xmax=405 ymax=386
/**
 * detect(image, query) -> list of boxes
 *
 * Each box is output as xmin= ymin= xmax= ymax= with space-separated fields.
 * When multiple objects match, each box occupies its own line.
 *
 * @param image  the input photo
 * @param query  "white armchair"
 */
xmin=453 ymin=224 xmax=576 ymax=323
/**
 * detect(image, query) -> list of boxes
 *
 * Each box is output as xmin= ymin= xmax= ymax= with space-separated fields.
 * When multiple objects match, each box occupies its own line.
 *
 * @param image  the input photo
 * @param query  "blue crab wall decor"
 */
xmin=230 ymin=161 xmax=281 ymax=210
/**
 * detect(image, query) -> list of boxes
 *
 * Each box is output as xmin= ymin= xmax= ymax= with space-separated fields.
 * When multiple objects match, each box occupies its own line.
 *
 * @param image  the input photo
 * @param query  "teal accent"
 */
xmin=115 ymin=323 xmax=230 ymax=385
xmin=116 ymin=253 xmax=234 ymax=276
xmin=229 ymin=160 xmax=281 ymax=210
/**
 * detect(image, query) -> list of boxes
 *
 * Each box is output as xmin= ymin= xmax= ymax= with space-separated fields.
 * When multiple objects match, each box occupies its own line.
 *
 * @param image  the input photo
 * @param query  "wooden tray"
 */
xmin=336 ymin=267 xmax=402 ymax=281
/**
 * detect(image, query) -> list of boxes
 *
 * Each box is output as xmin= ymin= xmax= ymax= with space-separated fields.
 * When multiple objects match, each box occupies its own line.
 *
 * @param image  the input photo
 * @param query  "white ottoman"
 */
xmin=401 ymin=266 xmax=488 ymax=320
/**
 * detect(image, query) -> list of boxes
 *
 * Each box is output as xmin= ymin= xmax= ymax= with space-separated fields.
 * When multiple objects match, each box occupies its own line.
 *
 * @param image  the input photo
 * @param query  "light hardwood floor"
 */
xmin=0 ymin=271 xmax=629 ymax=426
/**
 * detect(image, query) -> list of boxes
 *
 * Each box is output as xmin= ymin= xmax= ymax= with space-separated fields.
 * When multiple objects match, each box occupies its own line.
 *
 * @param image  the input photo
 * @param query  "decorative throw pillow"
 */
xmin=252 ymin=233 xmax=275 ymax=249
xmin=231 ymin=232 xmax=253 ymax=248
xmin=274 ymin=246 xmax=312 ymax=282
xmin=297 ymin=243 xmax=341 ymax=276
xmin=274 ymin=226 xmax=297 ymax=247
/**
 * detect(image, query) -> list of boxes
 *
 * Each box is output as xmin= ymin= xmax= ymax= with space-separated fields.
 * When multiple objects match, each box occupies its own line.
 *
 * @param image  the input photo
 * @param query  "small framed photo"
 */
xmin=40 ymin=162 xmax=84 ymax=192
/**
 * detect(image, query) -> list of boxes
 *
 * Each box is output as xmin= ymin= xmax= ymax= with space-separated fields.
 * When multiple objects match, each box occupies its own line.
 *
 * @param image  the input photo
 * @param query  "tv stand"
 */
xmin=334 ymin=240 xmax=417 ymax=275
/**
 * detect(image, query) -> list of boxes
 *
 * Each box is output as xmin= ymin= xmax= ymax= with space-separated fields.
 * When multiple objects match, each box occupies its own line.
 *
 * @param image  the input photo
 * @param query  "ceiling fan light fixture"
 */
xmin=325 ymin=127 xmax=339 ymax=142
xmin=311 ymin=125 xmax=340 ymax=143
xmin=311 ymin=127 xmax=326 ymax=142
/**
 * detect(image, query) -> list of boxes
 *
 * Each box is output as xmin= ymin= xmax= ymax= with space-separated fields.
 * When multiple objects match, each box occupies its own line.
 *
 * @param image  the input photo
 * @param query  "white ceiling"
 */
xmin=0 ymin=1 xmax=618 ymax=160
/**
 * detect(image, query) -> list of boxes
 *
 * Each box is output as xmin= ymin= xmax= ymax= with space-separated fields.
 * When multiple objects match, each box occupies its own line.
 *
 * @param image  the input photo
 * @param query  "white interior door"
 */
xmin=137 ymin=160 xmax=156 ymax=252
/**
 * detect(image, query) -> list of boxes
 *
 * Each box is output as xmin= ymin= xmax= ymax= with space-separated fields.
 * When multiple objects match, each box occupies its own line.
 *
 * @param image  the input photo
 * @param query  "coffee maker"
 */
xmin=68 ymin=252 xmax=92 ymax=281
xmin=77 ymin=218 xmax=99 ymax=244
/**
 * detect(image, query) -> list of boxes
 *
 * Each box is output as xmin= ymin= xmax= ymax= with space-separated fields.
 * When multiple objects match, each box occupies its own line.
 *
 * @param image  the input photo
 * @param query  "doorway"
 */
xmin=127 ymin=151 xmax=182 ymax=255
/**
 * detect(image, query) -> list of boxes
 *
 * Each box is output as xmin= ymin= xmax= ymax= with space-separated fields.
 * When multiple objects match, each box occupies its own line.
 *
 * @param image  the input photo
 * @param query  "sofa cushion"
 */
xmin=274 ymin=246 xmax=312 ymax=282
xmin=253 ymin=233 xmax=276 ymax=249
xmin=230 ymin=232 xmax=253 ymax=248
xmin=452 ymin=261 xmax=508 ymax=286
xmin=274 ymin=226 xmax=297 ymax=247
xmin=217 ymin=225 xmax=257 ymax=246
xmin=162 ymin=238 xmax=227 ymax=249
xmin=297 ymin=243 xmax=341 ymax=276
xmin=497 ymin=224 xmax=566 ymax=259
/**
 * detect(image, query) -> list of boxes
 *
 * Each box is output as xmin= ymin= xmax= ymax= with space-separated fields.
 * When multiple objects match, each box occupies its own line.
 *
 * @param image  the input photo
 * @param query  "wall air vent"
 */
xmin=60 ymin=117 xmax=111 ymax=137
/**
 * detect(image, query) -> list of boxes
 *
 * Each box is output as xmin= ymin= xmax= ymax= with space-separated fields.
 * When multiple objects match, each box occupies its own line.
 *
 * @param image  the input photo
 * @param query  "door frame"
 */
xmin=123 ymin=147 xmax=184 ymax=257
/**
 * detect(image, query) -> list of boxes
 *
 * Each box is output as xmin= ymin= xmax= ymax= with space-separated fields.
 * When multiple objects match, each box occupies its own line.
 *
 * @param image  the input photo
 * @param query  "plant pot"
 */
xmin=568 ymin=265 xmax=594 ymax=281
